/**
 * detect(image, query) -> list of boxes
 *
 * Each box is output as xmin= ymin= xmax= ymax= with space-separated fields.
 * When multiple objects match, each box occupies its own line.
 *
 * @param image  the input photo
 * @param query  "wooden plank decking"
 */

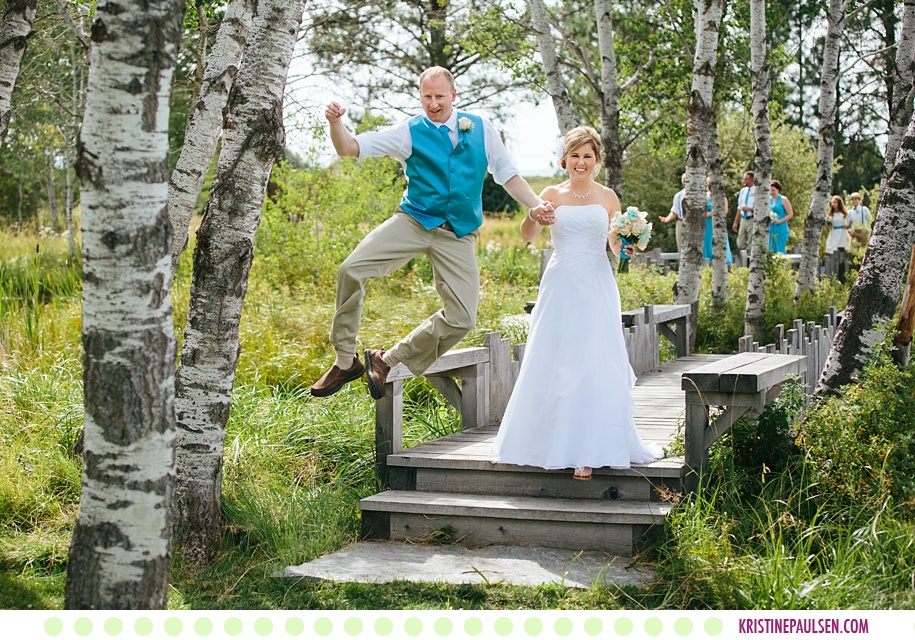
xmin=388 ymin=353 xmax=726 ymax=471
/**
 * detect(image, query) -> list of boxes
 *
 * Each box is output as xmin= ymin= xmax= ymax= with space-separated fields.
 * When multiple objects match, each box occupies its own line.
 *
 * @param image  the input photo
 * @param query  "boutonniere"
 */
xmin=458 ymin=117 xmax=474 ymax=133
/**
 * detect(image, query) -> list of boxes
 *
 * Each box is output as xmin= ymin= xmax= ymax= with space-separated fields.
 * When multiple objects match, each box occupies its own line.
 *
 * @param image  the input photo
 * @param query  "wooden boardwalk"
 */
xmin=388 ymin=353 xmax=725 ymax=473
xmin=361 ymin=354 xmax=729 ymax=555
xmin=360 ymin=302 xmax=821 ymax=554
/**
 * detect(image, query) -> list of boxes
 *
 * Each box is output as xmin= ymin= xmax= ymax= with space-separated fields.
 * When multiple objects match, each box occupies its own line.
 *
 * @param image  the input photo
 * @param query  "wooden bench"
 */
xmin=680 ymin=351 xmax=806 ymax=493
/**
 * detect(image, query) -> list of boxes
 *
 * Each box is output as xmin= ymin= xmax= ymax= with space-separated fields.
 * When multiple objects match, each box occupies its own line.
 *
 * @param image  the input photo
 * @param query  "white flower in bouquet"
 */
xmin=769 ymin=211 xmax=779 ymax=223
xmin=610 ymin=207 xmax=653 ymax=249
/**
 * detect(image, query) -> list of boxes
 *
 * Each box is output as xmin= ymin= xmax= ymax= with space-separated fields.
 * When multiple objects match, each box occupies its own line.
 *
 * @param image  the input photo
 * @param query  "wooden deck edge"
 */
xmin=360 ymin=492 xmax=671 ymax=525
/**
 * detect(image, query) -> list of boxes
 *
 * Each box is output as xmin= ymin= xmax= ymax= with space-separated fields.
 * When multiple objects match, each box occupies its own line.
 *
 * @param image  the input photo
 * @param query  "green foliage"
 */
xmin=798 ymin=349 xmax=915 ymax=513
xmin=695 ymin=256 xmax=849 ymax=352
xmin=256 ymin=157 xmax=405 ymax=290
xmin=658 ymin=362 xmax=915 ymax=609
xmin=481 ymin=174 xmax=520 ymax=216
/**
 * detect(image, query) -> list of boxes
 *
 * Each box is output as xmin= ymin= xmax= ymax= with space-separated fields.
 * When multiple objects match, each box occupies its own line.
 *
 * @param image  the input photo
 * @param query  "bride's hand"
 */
xmin=530 ymin=201 xmax=556 ymax=225
xmin=623 ymin=245 xmax=635 ymax=258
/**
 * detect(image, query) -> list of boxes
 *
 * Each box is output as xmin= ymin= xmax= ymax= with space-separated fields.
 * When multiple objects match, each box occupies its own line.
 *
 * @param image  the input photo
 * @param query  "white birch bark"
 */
xmin=64 ymin=0 xmax=184 ymax=610
xmin=743 ymin=0 xmax=773 ymax=339
xmin=173 ymin=0 xmax=307 ymax=562
xmin=594 ymin=0 xmax=623 ymax=194
xmin=795 ymin=0 xmax=847 ymax=297
xmin=0 ymin=0 xmax=37 ymax=143
xmin=528 ymin=0 xmax=576 ymax=134
xmin=675 ymin=0 xmax=724 ymax=349
xmin=47 ymin=154 xmax=58 ymax=230
xmin=817 ymin=110 xmax=915 ymax=394
xmin=168 ymin=0 xmax=255 ymax=272
xmin=879 ymin=0 xmax=915 ymax=192
xmin=708 ymin=116 xmax=728 ymax=309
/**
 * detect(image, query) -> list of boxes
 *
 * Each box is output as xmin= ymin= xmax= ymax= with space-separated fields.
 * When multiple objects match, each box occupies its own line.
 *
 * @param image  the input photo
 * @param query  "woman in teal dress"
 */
xmin=768 ymin=179 xmax=794 ymax=253
xmin=703 ymin=187 xmax=733 ymax=265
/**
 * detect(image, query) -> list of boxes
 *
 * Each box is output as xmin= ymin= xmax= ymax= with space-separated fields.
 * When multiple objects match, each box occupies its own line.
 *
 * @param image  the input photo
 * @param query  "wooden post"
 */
xmin=460 ymin=363 xmax=487 ymax=430
xmin=683 ymin=392 xmax=710 ymax=495
xmin=375 ymin=379 xmax=403 ymax=482
xmin=485 ymin=332 xmax=512 ymax=423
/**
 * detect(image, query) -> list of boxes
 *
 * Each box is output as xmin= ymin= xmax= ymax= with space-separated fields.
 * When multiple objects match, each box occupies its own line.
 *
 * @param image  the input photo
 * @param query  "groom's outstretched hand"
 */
xmin=325 ymin=101 xmax=347 ymax=122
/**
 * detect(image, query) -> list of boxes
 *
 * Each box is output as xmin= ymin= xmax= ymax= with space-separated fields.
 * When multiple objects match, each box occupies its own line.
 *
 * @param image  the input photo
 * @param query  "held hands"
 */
xmin=529 ymin=201 xmax=556 ymax=225
xmin=325 ymin=101 xmax=347 ymax=123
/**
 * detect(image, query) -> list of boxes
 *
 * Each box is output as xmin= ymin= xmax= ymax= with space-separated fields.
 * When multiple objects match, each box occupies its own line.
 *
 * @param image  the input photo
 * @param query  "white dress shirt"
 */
xmin=847 ymin=205 xmax=871 ymax=227
xmin=738 ymin=185 xmax=755 ymax=218
xmin=353 ymin=109 xmax=519 ymax=186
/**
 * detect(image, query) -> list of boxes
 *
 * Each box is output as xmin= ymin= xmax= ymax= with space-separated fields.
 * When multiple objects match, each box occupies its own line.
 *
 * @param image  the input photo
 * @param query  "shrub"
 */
xmin=255 ymin=157 xmax=405 ymax=290
xmin=797 ymin=347 xmax=915 ymax=513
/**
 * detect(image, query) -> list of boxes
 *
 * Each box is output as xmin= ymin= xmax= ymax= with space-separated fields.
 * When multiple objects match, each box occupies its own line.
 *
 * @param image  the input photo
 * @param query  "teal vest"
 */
xmin=400 ymin=112 xmax=487 ymax=238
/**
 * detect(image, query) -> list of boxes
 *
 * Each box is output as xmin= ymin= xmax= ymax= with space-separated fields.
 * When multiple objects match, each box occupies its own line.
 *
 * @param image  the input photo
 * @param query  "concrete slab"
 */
xmin=277 ymin=541 xmax=655 ymax=589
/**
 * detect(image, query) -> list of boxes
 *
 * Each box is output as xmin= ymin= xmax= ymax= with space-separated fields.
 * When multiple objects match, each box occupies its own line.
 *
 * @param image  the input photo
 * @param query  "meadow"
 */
xmin=1 ymin=164 xmax=913 ymax=610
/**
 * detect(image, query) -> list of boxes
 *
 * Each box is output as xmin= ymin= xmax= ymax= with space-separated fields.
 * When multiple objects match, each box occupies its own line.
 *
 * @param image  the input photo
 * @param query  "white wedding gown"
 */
xmin=493 ymin=204 xmax=662 ymax=469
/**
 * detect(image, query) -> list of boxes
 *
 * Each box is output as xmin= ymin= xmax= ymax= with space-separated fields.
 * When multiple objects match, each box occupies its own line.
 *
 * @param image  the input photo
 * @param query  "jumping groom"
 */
xmin=311 ymin=66 xmax=552 ymax=399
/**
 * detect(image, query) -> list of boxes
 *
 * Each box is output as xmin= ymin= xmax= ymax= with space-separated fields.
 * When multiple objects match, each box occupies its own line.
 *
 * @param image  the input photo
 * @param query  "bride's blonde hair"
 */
xmin=559 ymin=126 xmax=603 ymax=169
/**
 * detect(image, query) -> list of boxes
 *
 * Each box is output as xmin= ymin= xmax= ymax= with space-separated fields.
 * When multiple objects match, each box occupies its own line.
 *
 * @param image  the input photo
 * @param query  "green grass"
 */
xmin=0 ymin=217 xmax=908 ymax=611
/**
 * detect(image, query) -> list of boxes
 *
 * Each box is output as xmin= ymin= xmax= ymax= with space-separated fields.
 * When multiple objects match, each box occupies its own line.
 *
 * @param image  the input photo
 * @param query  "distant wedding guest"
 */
xmin=824 ymin=195 xmax=849 ymax=255
xmin=659 ymin=173 xmax=686 ymax=251
xmin=310 ymin=66 xmax=551 ymax=400
xmin=731 ymin=171 xmax=755 ymax=251
xmin=704 ymin=177 xmax=733 ymax=265
xmin=846 ymin=192 xmax=872 ymax=228
xmin=768 ymin=179 xmax=794 ymax=254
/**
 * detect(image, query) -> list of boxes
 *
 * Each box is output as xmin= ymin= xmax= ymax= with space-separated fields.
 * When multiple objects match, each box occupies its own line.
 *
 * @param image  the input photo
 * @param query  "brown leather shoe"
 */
xmin=364 ymin=349 xmax=391 ymax=400
xmin=310 ymin=356 xmax=365 ymax=397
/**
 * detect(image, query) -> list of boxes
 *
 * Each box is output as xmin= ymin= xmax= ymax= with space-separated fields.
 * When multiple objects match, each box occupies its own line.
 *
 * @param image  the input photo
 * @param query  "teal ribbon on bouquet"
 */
xmin=618 ymin=236 xmax=633 ymax=273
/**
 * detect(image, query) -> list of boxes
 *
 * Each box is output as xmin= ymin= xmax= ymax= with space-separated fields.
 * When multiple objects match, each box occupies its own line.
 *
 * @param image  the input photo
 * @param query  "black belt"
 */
xmin=742 ymin=213 xmax=753 ymax=219
xmin=439 ymin=221 xmax=455 ymax=232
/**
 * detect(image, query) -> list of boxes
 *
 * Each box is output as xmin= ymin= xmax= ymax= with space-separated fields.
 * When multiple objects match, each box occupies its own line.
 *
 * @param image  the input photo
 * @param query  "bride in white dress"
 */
xmin=492 ymin=126 xmax=661 ymax=480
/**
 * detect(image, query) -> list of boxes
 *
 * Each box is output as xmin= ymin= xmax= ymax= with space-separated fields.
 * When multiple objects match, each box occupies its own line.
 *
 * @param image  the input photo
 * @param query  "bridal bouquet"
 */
xmin=609 ymin=207 xmax=653 ymax=273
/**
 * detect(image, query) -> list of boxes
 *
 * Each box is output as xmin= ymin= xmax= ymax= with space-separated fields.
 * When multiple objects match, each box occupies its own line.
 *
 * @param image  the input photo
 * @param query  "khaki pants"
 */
xmin=736 ymin=216 xmax=753 ymax=251
xmin=330 ymin=210 xmax=479 ymax=376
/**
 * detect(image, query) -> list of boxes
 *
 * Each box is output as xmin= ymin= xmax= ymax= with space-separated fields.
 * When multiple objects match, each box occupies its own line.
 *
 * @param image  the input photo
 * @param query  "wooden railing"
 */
xmin=373 ymin=303 xmax=690 ymax=479
xmin=737 ymin=306 xmax=840 ymax=395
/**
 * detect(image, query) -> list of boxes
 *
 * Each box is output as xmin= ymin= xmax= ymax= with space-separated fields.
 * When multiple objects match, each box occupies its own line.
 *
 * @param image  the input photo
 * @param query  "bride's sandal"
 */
xmin=573 ymin=467 xmax=592 ymax=481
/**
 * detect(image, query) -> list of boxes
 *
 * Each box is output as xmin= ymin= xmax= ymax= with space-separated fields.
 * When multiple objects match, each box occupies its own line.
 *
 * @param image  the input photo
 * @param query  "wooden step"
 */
xmin=389 ymin=460 xmax=682 ymax=502
xmin=360 ymin=490 xmax=671 ymax=555
xmin=387 ymin=424 xmax=684 ymax=501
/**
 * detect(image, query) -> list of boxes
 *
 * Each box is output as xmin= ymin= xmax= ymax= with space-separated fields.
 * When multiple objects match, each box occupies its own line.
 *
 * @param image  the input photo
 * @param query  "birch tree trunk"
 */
xmin=743 ymin=0 xmax=773 ymax=339
xmin=47 ymin=155 xmax=58 ymax=231
xmin=65 ymin=0 xmax=185 ymax=610
xmin=528 ymin=0 xmax=576 ymax=134
xmin=676 ymin=0 xmax=724 ymax=349
xmin=816 ymin=111 xmax=915 ymax=395
xmin=795 ymin=0 xmax=846 ymax=297
xmin=892 ymin=245 xmax=915 ymax=367
xmin=168 ymin=0 xmax=255 ymax=272
xmin=879 ymin=0 xmax=915 ymax=193
xmin=708 ymin=110 xmax=728 ymax=310
xmin=594 ymin=0 xmax=623 ymax=195
xmin=0 ymin=0 xmax=37 ymax=143
xmin=173 ymin=0 xmax=307 ymax=563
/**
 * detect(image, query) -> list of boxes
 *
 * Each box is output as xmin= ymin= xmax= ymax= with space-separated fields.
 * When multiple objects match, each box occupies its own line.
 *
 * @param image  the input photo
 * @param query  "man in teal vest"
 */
xmin=311 ymin=66 xmax=553 ymax=399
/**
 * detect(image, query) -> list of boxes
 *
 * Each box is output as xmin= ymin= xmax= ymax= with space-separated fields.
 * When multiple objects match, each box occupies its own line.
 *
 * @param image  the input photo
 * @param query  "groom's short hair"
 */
xmin=419 ymin=66 xmax=455 ymax=91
